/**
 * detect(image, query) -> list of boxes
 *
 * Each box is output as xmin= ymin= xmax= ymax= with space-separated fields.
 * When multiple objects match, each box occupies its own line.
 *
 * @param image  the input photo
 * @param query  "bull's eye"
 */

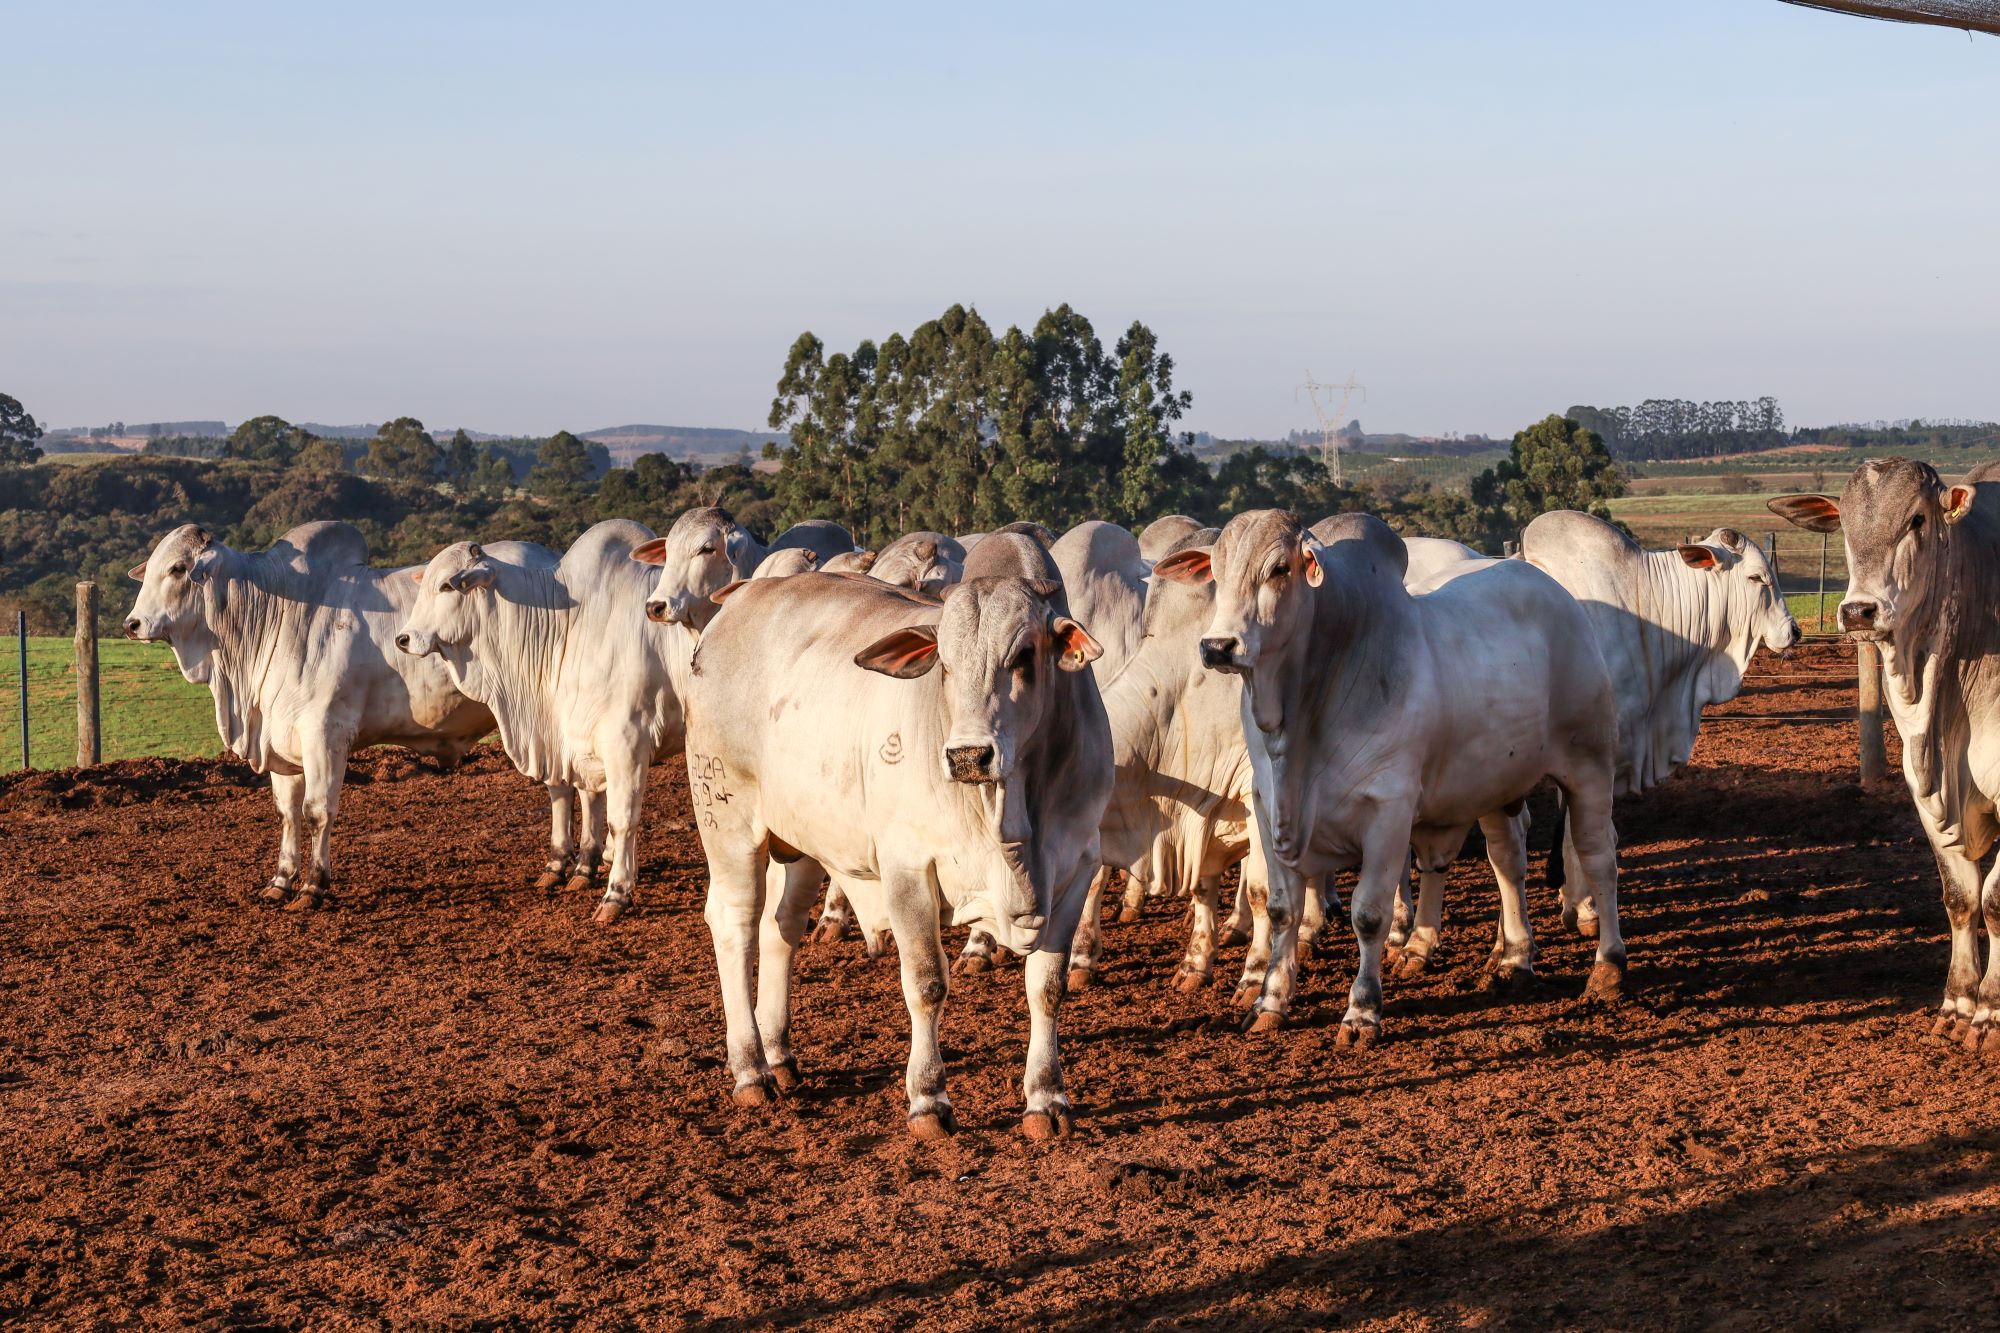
xmin=699 ymin=543 xmax=716 ymax=555
xmin=168 ymin=564 xmax=185 ymax=577
xmin=1009 ymin=649 xmax=1034 ymax=677
xmin=1270 ymin=563 xmax=1289 ymax=579
xmin=1910 ymin=513 xmax=1926 ymax=536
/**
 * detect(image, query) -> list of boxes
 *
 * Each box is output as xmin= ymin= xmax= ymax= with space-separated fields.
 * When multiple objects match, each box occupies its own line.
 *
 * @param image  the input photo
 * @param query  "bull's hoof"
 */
xmin=731 ymin=1080 xmax=775 ymax=1109
xmin=1296 ymin=933 xmax=1324 ymax=964
xmin=1392 ymin=951 xmax=1431 ymax=981
xmin=533 ymin=869 xmax=563 ymax=892
xmin=770 ymin=1058 xmax=801 ymax=1092
xmin=951 ymin=953 xmax=993 ymax=977
xmin=1567 ymin=910 xmax=1601 ymax=940
xmin=863 ymin=931 xmax=891 ymax=959
xmin=1929 ymin=1011 xmax=1963 ymax=1039
xmin=592 ymin=898 xmax=628 ymax=926
xmin=1334 ymin=1019 xmax=1379 ymax=1051
xmin=1117 ymin=905 xmax=1141 ymax=925
xmin=1478 ymin=964 xmax=1540 ymax=995
xmin=1222 ymin=927 xmax=1250 ymax=948
xmin=1173 ymin=964 xmax=1209 ymax=995
xmin=283 ymin=889 xmax=324 ymax=913
xmin=1243 ymin=1007 xmax=1286 ymax=1035
xmin=260 ymin=883 xmax=290 ymax=905
xmin=809 ymin=916 xmax=848 ymax=946
xmin=1066 ymin=967 xmax=1095 ymax=992
xmin=907 ymin=1107 xmax=957 ymax=1141
xmin=1582 ymin=959 xmax=1626 ymax=1004
xmin=562 ymin=874 xmax=594 ymax=896
xmin=1229 ymin=978 xmax=1263 ymax=1008
xmin=1021 ymin=1107 xmax=1073 ymax=1141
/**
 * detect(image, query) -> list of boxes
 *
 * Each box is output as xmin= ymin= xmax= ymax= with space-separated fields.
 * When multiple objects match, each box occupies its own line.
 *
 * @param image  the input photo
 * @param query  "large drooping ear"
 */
xmin=854 ymin=626 xmax=940 ymax=678
xmin=448 ymin=563 xmax=496 ymax=593
xmin=724 ymin=525 xmax=754 ymax=572
xmin=1944 ymin=485 xmax=1975 ymax=525
xmin=1052 ymin=618 xmax=1103 ymax=671
xmin=631 ymin=537 xmax=668 ymax=566
xmin=1677 ymin=544 xmax=1722 ymax=572
xmin=1767 ymin=495 xmax=1841 ymax=533
xmin=127 ymin=562 xmax=148 ymax=583
xmin=1299 ymin=536 xmax=1326 ymax=588
xmin=189 ymin=545 xmax=223 ymax=585
xmin=710 ymin=579 xmax=749 ymax=605
xmin=1153 ymin=548 xmax=1213 ymax=585
xmin=409 ymin=568 xmax=424 ymax=583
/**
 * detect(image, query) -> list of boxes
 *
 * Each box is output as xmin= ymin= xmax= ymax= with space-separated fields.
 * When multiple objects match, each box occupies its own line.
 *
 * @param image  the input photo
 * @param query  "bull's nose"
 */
xmin=122 ymin=618 xmax=141 ymax=639
xmin=394 ymin=632 xmax=411 ymax=651
xmin=645 ymin=600 xmax=670 ymax=623
xmin=1840 ymin=599 xmax=1878 ymax=632
xmin=1199 ymin=636 xmax=1238 ymax=669
xmin=944 ymin=744 xmax=997 ymax=782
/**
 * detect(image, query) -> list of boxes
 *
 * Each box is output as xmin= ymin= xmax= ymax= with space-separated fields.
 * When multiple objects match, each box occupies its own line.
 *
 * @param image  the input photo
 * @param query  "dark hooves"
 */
xmin=1334 ymin=1020 xmax=1379 ymax=1050
xmin=908 ymin=1107 xmax=957 ymax=1141
xmin=1021 ymin=1107 xmax=1074 ymax=1141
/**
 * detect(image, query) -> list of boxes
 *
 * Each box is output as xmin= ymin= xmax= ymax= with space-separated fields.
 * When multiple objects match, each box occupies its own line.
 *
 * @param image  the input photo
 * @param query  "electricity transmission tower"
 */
xmin=1298 ymin=372 xmax=1366 ymax=485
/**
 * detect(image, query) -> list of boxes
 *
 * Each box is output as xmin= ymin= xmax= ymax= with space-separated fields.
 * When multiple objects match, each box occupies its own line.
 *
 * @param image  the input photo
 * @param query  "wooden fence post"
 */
xmin=75 ymin=582 xmax=100 ymax=766
xmin=1857 ymin=639 xmax=1886 ymax=785
xmin=15 ymin=610 xmax=26 ymax=770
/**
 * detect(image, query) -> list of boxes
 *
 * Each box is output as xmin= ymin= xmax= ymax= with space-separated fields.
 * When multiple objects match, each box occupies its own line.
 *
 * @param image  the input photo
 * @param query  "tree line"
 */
xmin=0 ymin=319 xmax=1628 ymax=634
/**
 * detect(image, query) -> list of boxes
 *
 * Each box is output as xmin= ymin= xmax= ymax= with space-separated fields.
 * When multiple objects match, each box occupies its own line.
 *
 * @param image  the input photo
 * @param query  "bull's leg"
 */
xmin=1929 ymin=842 xmax=1983 ymax=1039
xmin=1244 ymin=852 xmax=1311 ymax=1030
xmin=1480 ymin=808 xmax=1538 ymax=989
xmin=591 ymin=761 xmax=647 ymax=925
xmin=1118 ymin=872 xmax=1146 ymax=924
xmin=566 ymin=789 xmax=607 ymax=894
xmin=755 ymin=857 xmax=824 ymax=1088
xmin=1297 ymin=873 xmax=1329 ymax=961
xmin=1175 ymin=873 xmax=1224 ymax=993
xmin=1230 ymin=872 xmax=1275 ymax=1008
xmin=953 ymin=925 xmax=1000 ymax=976
xmin=263 ymin=772 xmax=305 ymax=904
xmin=1023 ymin=859 xmax=1095 ymax=1140
xmin=705 ymin=846 xmax=776 ymax=1107
xmin=536 ymin=782 xmax=574 ymax=891
xmin=811 ymin=881 xmax=855 ymax=946
xmin=289 ymin=728 xmax=351 ymax=911
xmin=1066 ymin=866 xmax=1111 ymax=990
xmin=1333 ymin=819 xmax=1419 ymax=1047
xmin=1221 ymin=876 xmax=1253 ymax=947
xmin=1559 ymin=825 xmax=1597 ymax=938
xmin=1387 ymin=864 xmax=1415 ymax=951
xmin=1964 ymin=859 xmax=2000 ymax=1052
xmin=884 ymin=870 xmax=954 ymax=1139
xmin=1394 ymin=868 xmax=1448 ymax=978
xmin=1560 ymin=782 xmax=1626 ymax=1001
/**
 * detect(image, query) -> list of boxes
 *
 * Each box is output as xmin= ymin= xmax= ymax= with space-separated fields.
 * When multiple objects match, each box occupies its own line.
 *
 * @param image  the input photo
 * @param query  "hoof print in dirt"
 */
xmin=907 ymin=1108 xmax=956 ymax=1141
xmin=1334 ymin=1020 xmax=1378 ymax=1051
xmin=1021 ymin=1108 xmax=1073 ymax=1141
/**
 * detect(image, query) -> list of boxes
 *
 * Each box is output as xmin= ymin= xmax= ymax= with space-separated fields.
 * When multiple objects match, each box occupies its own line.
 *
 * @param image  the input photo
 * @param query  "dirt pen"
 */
xmin=4 ymin=642 xmax=1999 ymax=1328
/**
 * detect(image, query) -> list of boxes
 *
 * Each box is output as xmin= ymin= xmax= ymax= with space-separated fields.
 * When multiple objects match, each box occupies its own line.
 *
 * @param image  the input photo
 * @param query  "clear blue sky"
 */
xmin=5 ymin=1 xmax=1995 ymax=438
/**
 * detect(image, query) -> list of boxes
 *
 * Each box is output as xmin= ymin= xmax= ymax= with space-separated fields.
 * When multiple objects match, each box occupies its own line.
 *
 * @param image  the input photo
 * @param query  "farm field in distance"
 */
xmin=1 ymin=637 xmax=215 ymax=769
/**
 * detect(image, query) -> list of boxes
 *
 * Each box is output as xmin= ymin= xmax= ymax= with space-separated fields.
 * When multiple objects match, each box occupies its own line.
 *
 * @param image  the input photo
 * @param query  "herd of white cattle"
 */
xmin=123 ymin=456 xmax=1995 ymax=1139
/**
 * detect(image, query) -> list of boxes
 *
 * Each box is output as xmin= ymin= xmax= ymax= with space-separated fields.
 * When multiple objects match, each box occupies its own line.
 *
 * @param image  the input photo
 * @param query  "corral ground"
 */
xmin=4 ymin=642 xmax=1999 ymax=1329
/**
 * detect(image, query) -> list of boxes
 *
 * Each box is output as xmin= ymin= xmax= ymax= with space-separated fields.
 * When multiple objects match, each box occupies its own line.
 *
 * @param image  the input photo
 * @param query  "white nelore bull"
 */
xmin=1772 ymin=460 xmax=2000 ymax=1048
xmin=632 ymin=507 xmax=858 ymax=633
xmin=682 ymin=572 xmax=1112 ymax=1139
xmin=394 ymin=521 xmax=687 ymax=923
xmin=1160 ymin=510 xmax=1628 ymax=1036
xmin=1524 ymin=511 xmax=1798 ymax=933
xmin=122 ymin=522 xmax=501 ymax=909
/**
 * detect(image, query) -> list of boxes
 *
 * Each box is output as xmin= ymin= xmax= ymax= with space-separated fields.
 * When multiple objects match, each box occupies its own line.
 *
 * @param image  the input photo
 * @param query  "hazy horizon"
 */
xmin=7 ymin=1 xmax=1996 ymax=440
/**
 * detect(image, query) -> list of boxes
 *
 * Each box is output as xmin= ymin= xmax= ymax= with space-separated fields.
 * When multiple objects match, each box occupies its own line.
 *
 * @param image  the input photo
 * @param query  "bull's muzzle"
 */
xmin=394 ymin=632 xmax=413 ymax=653
xmin=1839 ymin=597 xmax=1888 ymax=637
xmin=1199 ymin=636 xmax=1242 ymax=671
xmin=645 ymin=599 xmax=677 ymax=624
xmin=123 ymin=617 xmax=142 ymax=640
xmin=945 ymin=743 xmax=998 ymax=783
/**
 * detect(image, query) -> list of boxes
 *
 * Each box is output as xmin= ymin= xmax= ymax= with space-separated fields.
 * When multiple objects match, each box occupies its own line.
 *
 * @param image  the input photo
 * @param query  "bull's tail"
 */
xmin=1543 ymin=792 xmax=1568 ymax=892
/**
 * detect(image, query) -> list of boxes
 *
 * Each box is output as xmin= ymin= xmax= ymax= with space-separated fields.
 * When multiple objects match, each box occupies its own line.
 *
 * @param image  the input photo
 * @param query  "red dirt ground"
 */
xmin=4 ymin=641 xmax=1998 ymax=1329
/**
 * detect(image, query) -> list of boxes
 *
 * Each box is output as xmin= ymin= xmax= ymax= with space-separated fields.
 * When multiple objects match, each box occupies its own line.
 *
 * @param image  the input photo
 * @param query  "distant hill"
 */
xmin=582 ymin=425 xmax=786 ymax=466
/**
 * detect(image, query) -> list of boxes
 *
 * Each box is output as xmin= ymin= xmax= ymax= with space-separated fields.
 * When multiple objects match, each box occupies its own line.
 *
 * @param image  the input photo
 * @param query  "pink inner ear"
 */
xmin=409 ymin=569 xmax=424 ymax=583
xmin=881 ymin=640 xmax=937 ymax=673
xmin=1155 ymin=551 xmax=1212 ymax=584
xmin=632 ymin=538 xmax=668 ymax=566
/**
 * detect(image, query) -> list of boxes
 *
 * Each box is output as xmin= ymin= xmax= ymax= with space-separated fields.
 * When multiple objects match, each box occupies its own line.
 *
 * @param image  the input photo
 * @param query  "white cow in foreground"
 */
xmin=1161 ymin=510 xmax=1627 ymax=1037
xmin=123 ymin=522 xmax=502 ymax=909
xmin=394 ymin=520 xmax=687 ymax=923
xmin=682 ymin=572 xmax=1113 ymax=1138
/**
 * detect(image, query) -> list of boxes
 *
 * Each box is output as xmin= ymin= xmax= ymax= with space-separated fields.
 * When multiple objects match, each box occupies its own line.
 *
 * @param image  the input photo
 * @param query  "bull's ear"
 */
xmin=189 ymin=547 xmax=222 ymax=585
xmin=1677 ymin=544 xmax=1722 ymax=572
xmin=1713 ymin=527 xmax=1747 ymax=553
xmin=1026 ymin=578 xmax=1062 ymax=600
xmin=854 ymin=626 xmax=940 ymax=678
xmin=1300 ymin=537 xmax=1325 ymax=588
xmin=710 ymin=579 xmax=749 ymax=605
xmin=1945 ymin=485 xmax=1975 ymax=525
xmin=127 ymin=562 xmax=147 ymax=583
xmin=193 ymin=527 xmax=212 ymax=547
xmin=409 ymin=568 xmax=424 ymax=583
xmin=1153 ymin=549 xmax=1212 ymax=585
xmin=467 ymin=543 xmax=484 ymax=560
xmin=1767 ymin=495 xmax=1841 ymax=533
xmin=631 ymin=538 xmax=669 ymax=566
xmin=1052 ymin=618 xmax=1103 ymax=671
xmin=454 ymin=564 xmax=496 ymax=592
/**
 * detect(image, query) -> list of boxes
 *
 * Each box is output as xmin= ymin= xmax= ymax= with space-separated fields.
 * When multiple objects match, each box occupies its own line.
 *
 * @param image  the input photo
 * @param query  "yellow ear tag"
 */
xmin=1947 ymin=496 xmax=1971 ymax=523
